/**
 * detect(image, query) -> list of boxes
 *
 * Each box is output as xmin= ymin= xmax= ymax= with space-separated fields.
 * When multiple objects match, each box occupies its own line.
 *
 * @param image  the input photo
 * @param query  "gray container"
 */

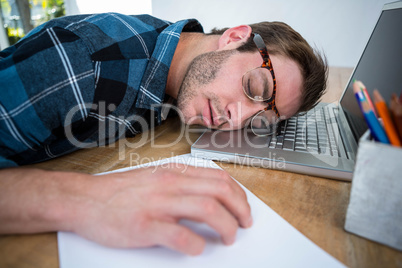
xmin=345 ymin=131 xmax=402 ymax=251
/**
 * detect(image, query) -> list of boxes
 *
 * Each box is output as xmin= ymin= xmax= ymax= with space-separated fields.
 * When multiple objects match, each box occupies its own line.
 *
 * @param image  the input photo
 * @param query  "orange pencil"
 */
xmin=373 ymin=90 xmax=401 ymax=146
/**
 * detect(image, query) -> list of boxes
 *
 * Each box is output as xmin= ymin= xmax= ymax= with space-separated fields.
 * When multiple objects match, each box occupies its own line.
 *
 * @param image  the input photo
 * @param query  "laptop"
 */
xmin=191 ymin=1 xmax=402 ymax=181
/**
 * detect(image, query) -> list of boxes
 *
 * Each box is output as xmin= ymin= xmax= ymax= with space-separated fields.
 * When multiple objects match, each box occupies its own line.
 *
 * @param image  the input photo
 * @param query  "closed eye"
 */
xmin=247 ymin=78 xmax=252 ymax=96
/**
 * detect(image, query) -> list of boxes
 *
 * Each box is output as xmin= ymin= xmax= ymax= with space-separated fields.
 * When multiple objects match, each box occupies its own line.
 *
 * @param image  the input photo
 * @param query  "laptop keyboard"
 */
xmin=266 ymin=105 xmax=346 ymax=157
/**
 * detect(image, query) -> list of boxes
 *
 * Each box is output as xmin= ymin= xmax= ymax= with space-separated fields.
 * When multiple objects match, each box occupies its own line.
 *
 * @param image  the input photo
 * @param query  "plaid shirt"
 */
xmin=0 ymin=13 xmax=203 ymax=168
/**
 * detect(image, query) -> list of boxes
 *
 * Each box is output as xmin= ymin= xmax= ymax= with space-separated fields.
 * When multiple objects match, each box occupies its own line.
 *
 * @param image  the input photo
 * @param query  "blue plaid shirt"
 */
xmin=0 ymin=13 xmax=203 ymax=168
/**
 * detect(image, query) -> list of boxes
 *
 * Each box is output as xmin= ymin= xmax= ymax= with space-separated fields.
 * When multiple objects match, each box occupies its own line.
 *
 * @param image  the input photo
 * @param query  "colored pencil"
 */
xmin=353 ymin=81 xmax=389 ymax=143
xmin=361 ymin=101 xmax=390 ymax=143
xmin=373 ymin=90 xmax=401 ymax=146
xmin=354 ymin=80 xmax=378 ymax=117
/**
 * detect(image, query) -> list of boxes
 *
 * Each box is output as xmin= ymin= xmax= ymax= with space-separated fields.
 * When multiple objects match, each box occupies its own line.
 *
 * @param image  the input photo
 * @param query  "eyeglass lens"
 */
xmin=242 ymin=67 xmax=274 ymax=101
xmin=242 ymin=67 xmax=278 ymax=135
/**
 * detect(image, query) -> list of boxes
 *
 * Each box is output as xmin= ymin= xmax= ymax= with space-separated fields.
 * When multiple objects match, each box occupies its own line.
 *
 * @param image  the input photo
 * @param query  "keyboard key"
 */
xmin=283 ymin=140 xmax=295 ymax=150
xmin=307 ymin=145 xmax=318 ymax=152
xmin=295 ymin=139 xmax=306 ymax=145
xmin=307 ymin=148 xmax=319 ymax=154
xmin=319 ymin=140 xmax=329 ymax=147
xmin=307 ymin=132 xmax=317 ymax=137
xmin=319 ymin=144 xmax=330 ymax=151
xmin=319 ymin=147 xmax=331 ymax=155
xmin=295 ymin=147 xmax=309 ymax=153
xmin=307 ymin=138 xmax=317 ymax=143
xmin=285 ymin=134 xmax=295 ymax=140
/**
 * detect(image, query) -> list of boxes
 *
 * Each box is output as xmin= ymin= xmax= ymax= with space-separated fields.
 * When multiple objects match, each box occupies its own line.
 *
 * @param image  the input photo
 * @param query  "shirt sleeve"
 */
xmin=0 ymin=24 xmax=96 ymax=166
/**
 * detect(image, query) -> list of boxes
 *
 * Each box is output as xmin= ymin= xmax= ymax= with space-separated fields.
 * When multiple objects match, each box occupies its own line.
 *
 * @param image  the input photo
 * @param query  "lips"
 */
xmin=202 ymin=99 xmax=213 ymax=126
xmin=204 ymin=99 xmax=221 ymax=127
xmin=209 ymin=100 xmax=215 ymax=124
xmin=201 ymin=99 xmax=228 ymax=127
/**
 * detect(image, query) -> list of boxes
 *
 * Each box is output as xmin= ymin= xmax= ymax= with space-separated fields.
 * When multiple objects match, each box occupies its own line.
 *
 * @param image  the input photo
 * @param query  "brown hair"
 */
xmin=209 ymin=22 xmax=328 ymax=113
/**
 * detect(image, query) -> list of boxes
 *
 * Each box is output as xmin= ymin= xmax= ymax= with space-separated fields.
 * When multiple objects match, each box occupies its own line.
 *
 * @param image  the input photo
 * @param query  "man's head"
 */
xmin=175 ymin=21 xmax=328 ymax=132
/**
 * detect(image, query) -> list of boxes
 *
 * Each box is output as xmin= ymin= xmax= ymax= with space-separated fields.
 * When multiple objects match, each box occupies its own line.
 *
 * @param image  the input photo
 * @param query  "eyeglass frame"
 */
xmin=242 ymin=33 xmax=282 ymax=136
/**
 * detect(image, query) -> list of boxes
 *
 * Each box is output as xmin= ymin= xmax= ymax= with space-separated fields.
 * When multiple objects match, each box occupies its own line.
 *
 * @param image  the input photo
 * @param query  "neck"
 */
xmin=165 ymin=32 xmax=220 ymax=99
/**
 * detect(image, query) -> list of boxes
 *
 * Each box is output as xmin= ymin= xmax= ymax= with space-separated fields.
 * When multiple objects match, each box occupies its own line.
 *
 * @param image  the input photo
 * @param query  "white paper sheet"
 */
xmin=58 ymin=154 xmax=345 ymax=268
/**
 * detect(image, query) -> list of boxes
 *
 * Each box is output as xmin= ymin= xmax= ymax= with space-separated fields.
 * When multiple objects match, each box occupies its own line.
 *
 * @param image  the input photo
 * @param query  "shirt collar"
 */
xmin=135 ymin=18 xmax=203 ymax=124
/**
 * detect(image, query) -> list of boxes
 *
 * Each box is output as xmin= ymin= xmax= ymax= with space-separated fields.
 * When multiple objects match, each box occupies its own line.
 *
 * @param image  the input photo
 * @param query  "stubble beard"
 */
xmin=176 ymin=49 xmax=236 ymax=125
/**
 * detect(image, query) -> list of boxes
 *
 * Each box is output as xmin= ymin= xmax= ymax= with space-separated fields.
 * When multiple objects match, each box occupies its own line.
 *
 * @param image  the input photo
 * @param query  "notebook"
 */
xmin=191 ymin=1 xmax=402 ymax=181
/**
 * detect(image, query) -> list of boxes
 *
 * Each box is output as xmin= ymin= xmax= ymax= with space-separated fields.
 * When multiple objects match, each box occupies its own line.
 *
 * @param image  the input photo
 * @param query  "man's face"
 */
xmin=176 ymin=48 xmax=303 ymax=130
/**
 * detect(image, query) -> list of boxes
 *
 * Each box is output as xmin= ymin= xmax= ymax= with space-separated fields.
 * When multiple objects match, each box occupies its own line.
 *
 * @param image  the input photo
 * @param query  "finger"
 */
xmin=170 ymin=170 xmax=252 ymax=229
xmin=156 ymin=195 xmax=239 ymax=245
xmin=148 ymin=220 xmax=206 ymax=256
xmin=118 ymin=165 xmax=252 ymax=228
xmin=126 ymin=164 xmax=242 ymax=196
xmin=176 ymin=165 xmax=246 ymax=197
xmin=137 ymin=164 xmax=243 ymax=198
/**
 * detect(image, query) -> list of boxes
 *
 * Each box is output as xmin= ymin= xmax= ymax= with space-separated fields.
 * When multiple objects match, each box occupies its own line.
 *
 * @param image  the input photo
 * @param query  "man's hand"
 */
xmin=0 ymin=165 xmax=252 ymax=255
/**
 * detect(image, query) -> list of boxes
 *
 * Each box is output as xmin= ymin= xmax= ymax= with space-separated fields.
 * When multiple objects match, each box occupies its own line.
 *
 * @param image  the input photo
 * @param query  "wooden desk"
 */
xmin=1 ymin=67 xmax=401 ymax=268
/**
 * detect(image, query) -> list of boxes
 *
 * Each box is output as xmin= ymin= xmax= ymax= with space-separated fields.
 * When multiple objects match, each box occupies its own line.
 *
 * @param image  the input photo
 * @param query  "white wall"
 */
xmin=63 ymin=0 xmax=393 ymax=67
xmin=65 ymin=0 xmax=152 ymax=15
xmin=152 ymin=0 xmax=392 ymax=67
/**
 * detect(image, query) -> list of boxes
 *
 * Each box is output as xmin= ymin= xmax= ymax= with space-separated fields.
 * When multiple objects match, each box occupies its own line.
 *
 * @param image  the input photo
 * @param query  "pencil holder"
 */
xmin=344 ymin=130 xmax=402 ymax=251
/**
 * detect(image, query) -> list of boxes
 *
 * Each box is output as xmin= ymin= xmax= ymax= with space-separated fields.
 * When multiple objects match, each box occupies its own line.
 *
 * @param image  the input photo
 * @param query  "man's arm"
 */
xmin=0 ymin=165 xmax=252 ymax=255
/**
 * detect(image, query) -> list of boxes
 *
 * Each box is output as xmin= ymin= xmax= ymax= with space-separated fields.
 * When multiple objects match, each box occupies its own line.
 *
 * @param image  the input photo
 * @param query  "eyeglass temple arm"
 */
xmin=263 ymin=99 xmax=281 ymax=118
xmin=253 ymin=33 xmax=281 ymax=119
xmin=253 ymin=33 xmax=270 ymax=66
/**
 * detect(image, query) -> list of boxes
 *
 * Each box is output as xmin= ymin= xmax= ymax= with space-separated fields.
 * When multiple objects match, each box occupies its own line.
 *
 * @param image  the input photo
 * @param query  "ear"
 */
xmin=217 ymin=25 xmax=252 ymax=50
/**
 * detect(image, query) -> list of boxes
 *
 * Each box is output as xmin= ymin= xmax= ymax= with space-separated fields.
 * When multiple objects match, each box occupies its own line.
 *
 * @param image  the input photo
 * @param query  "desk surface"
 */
xmin=1 ymin=67 xmax=401 ymax=268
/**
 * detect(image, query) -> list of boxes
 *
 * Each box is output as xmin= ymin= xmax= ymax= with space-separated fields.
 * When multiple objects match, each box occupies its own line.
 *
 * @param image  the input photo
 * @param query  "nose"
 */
xmin=225 ymin=101 xmax=264 ymax=130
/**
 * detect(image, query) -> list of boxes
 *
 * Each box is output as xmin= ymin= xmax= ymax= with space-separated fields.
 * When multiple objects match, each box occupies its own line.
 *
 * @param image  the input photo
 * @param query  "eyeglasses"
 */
xmin=242 ymin=33 xmax=281 ymax=136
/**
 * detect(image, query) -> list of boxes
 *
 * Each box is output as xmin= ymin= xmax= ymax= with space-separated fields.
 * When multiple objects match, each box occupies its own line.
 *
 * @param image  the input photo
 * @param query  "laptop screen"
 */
xmin=339 ymin=4 xmax=402 ymax=141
